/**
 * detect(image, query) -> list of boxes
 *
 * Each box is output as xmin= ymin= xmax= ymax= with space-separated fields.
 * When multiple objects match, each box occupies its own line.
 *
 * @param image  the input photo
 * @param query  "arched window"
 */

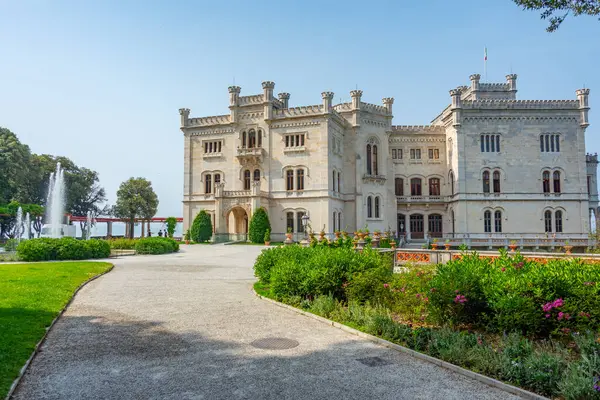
xmin=395 ymin=178 xmax=404 ymax=196
xmin=242 ymin=131 xmax=247 ymax=148
xmin=496 ymin=135 xmax=500 ymax=152
xmin=286 ymin=212 xmax=294 ymax=232
xmin=550 ymin=135 xmax=555 ymax=152
xmin=494 ymin=210 xmax=502 ymax=233
xmin=366 ymin=144 xmax=372 ymax=175
xmin=296 ymin=211 xmax=305 ymax=233
xmin=555 ymin=135 xmax=560 ymax=152
xmin=367 ymin=196 xmax=373 ymax=218
xmin=540 ymin=135 xmax=544 ymax=152
xmin=553 ymin=171 xmax=561 ymax=193
xmin=428 ymin=214 xmax=443 ymax=238
xmin=286 ymin=170 xmax=294 ymax=191
xmin=544 ymin=210 xmax=552 ymax=232
xmin=243 ymin=170 xmax=251 ymax=190
xmin=214 ymin=173 xmax=221 ymax=184
xmin=484 ymin=210 xmax=491 ymax=233
xmin=373 ymin=145 xmax=378 ymax=175
xmin=493 ymin=171 xmax=501 ymax=193
xmin=555 ymin=210 xmax=563 ymax=233
xmin=248 ymin=130 xmax=256 ymax=148
xmin=253 ymin=169 xmax=260 ymax=181
xmin=410 ymin=178 xmax=422 ymax=196
xmin=482 ymin=171 xmax=490 ymax=193
xmin=375 ymin=196 xmax=380 ymax=218
xmin=337 ymin=212 xmax=341 ymax=233
xmin=205 ymin=174 xmax=212 ymax=194
xmin=297 ymin=169 xmax=305 ymax=190
xmin=333 ymin=171 xmax=336 ymax=192
xmin=257 ymin=130 xmax=262 ymax=147
xmin=449 ymin=171 xmax=455 ymax=195
xmin=333 ymin=211 xmax=337 ymax=231
xmin=338 ymin=172 xmax=341 ymax=194
xmin=429 ymin=178 xmax=440 ymax=196
xmin=543 ymin=171 xmax=550 ymax=193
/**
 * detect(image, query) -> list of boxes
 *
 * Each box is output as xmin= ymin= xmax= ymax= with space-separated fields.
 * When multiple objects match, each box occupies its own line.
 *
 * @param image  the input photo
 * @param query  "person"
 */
xmin=148 ymin=230 xmax=152 ymax=237
xmin=158 ymin=230 xmax=163 ymax=237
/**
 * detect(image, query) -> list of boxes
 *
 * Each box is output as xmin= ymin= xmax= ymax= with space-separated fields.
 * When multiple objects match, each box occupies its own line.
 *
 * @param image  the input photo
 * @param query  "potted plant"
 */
xmin=285 ymin=227 xmax=293 ymax=240
xmin=184 ymin=229 xmax=191 ymax=245
xmin=444 ymin=239 xmax=451 ymax=250
xmin=431 ymin=238 xmax=439 ymax=250
xmin=334 ymin=230 xmax=341 ymax=239
xmin=509 ymin=240 xmax=518 ymax=252
xmin=319 ymin=226 xmax=326 ymax=241
xmin=373 ymin=230 xmax=381 ymax=239
xmin=564 ymin=240 xmax=573 ymax=255
xmin=264 ymin=229 xmax=271 ymax=246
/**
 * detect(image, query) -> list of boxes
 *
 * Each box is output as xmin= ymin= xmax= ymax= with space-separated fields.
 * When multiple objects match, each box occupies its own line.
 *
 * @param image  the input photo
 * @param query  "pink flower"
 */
xmin=454 ymin=294 xmax=468 ymax=304
xmin=383 ymin=283 xmax=390 ymax=289
xmin=558 ymin=312 xmax=565 ymax=320
xmin=455 ymin=289 xmax=460 ymax=294
xmin=424 ymin=297 xmax=429 ymax=302
xmin=579 ymin=312 xmax=591 ymax=318
xmin=545 ymin=314 xmax=551 ymax=318
xmin=552 ymin=298 xmax=564 ymax=308
xmin=501 ymin=267 xmax=506 ymax=272
xmin=415 ymin=293 xmax=421 ymax=298
xmin=400 ymin=286 xmax=406 ymax=293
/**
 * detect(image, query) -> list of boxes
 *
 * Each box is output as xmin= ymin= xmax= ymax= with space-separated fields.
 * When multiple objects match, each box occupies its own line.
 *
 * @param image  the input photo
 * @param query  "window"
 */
xmin=286 ymin=170 xmax=294 ymax=191
xmin=286 ymin=212 xmax=294 ymax=233
xmin=553 ymin=171 xmax=561 ymax=193
xmin=243 ymin=170 xmax=251 ymax=190
xmin=480 ymin=134 xmax=500 ymax=152
xmin=333 ymin=171 xmax=336 ymax=192
xmin=484 ymin=210 xmax=491 ymax=233
xmin=588 ymin=176 xmax=591 ymax=194
xmin=543 ymin=171 xmax=550 ymax=193
xmin=253 ymin=169 xmax=260 ymax=181
xmin=337 ymin=172 xmax=341 ymax=194
xmin=482 ymin=171 xmax=490 ymax=193
xmin=449 ymin=171 xmax=455 ymax=195
xmin=296 ymin=212 xmax=305 ymax=233
xmin=540 ymin=134 xmax=560 ymax=152
xmin=429 ymin=178 xmax=440 ymax=196
xmin=544 ymin=210 xmax=552 ymax=232
xmin=493 ymin=171 xmax=501 ymax=193
xmin=248 ymin=130 xmax=256 ymax=148
xmin=205 ymin=174 xmax=212 ymax=194
xmin=337 ymin=212 xmax=341 ymax=233
xmin=428 ymin=214 xmax=443 ymax=238
xmin=555 ymin=210 xmax=563 ymax=233
xmin=366 ymin=144 xmax=372 ymax=175
xmin=494 ymin=210 xmax=502 ymax=233
xmin=372 ymin=145 xmax=378 ymax=175
xmin=392 ymin=148 xmax=403 ymax=160
xmin=285 ymin=133 xmax=305 ymax=148
xmin=410 ymin=148 xmax=421 ymax=160
xmin=410 ymin=178 xmax=422 ymax=196
xmin=428 ymin=148 xmax=439 ymax=160
xmin=214 ymin=173 xmax=221 ymax=184
xmin=375 ymin=197 xmax=380 ymax=218
xmin=332 ymin=212 xmax=337 ymax=231
xmin=395 ymin=178 xmax=404 ymax=196
xmin=257 ymin=130 xmax=262 ymax=147
xmin=204 ymin=140 xmax=222 ymax=154
xmin=297 ymin=169 xmax=305 ymax=190
xmin=367 ymin=196 xmax=373 ymax=218
xmin=242 ymin=131 xmax=247 ymax=148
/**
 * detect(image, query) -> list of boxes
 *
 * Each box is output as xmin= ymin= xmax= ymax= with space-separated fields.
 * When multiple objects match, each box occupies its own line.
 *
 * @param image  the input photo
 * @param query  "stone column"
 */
xmin=107 ymin=221 xmax=112 ymax=239
xmin=214 ymin=183 xmax=226 ymax=235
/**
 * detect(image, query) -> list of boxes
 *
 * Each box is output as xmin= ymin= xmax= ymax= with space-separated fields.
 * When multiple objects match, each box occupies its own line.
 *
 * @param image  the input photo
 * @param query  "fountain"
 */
xmin=24 ymin=212 xmax=31 ymax=240
xmin=45 ymin=163 xmax=66 ymax=238
xmin=13 ymin=206 xmax=23 ymax=242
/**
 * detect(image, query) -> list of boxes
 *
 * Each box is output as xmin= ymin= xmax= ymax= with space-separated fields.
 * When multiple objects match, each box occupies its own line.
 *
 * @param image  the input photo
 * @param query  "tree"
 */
xmin=190 ymin=210 xmax=212 ymax=243
xmin=513 ymin=0 xmax=600 ymax=32
xmin=248 ymin=207 xmax=271 ymax=244
xmin=165 ymin=217 xmax=177 ymax=238
xmin=112 ymin=178 xmax=159 ymax=239
xmin=0 ymin=127 xmax=33 ymax=204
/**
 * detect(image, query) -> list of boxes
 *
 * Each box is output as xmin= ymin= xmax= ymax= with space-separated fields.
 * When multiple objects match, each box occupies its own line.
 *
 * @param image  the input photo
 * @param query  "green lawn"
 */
xmin=0 ymin=262 xmax=113 ymax=397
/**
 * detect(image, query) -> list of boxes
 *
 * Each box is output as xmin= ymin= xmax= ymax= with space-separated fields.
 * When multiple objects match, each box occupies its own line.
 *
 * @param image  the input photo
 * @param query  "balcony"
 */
xmin=223 ymin=190 xmax=252 ymax=198
xmin=236 ymin=147 xmax=264 ymax=165
xmin=362 ymin=174 xmax=386 ymax=185
xmin=396 ymin=195 xmax=447 ymax=204
xmin=203 ymin=152 xmax=223 ymax=159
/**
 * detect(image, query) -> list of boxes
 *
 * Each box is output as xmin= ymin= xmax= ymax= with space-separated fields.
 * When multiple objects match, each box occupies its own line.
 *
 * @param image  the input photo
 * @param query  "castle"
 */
xmin=179 ymin=74 xmax=597 ymax=245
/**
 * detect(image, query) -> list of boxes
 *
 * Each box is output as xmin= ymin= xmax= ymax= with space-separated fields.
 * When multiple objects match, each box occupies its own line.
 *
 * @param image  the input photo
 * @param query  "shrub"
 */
xmin=108 ymin=238 xmax=137 ymax=249
xmin=190 ymin=210 xmax=212 ymax=243
xmin=4 ymin=238 xmax=19 ymax=252
xmin=134 ymin=237 xmax=179 ymax=255
xmin=17 ymin=237 xmax=110 ymax=261
xmin=264 ymin=228 xmax=271 ymax=243
xmin=248 ymin=207 xmax=271 ymax=244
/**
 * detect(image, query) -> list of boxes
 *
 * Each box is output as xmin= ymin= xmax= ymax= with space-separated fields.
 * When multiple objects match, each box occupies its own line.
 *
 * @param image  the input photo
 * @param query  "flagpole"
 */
xmin=484 ymin=47 xmax=487 ymax=82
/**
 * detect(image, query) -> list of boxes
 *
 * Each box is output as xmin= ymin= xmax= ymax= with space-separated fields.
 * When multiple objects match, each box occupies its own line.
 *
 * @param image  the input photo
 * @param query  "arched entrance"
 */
xmin=227 ymin=207 xmax=248 ymax=240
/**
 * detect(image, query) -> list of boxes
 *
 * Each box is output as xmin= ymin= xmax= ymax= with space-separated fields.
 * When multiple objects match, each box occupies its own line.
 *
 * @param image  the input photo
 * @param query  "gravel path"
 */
xmin=12 ymin=245 xmax=523 ymax=400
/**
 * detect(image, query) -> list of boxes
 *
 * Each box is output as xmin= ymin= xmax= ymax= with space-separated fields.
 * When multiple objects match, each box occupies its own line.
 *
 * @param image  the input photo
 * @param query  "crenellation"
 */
xmin=238 ymin=95 xmax=264 ymax=106
xmin=360 ymin=102 xmax=388 ymax=115
xmin=273 ymin=105 xmax=325 ymax=118
xmin=188 ymin=114 xmax=231 ymax=127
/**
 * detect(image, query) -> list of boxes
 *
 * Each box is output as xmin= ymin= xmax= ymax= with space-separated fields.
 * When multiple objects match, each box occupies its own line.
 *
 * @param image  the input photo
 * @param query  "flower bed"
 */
xmin=16 ymin=238 xmax=110 ymax=261
xmin=254 ymin=246 xmax=600 ymax=399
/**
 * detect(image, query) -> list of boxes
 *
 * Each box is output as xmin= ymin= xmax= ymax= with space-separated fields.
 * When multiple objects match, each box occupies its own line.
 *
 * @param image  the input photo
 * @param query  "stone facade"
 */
xmin=179 ymin=74 xmax=596 ymax=243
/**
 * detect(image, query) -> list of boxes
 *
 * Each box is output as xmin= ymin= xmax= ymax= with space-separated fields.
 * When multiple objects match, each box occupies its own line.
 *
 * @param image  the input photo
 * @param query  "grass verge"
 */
xmin=0 ymin=261 xmax=113 ymax=397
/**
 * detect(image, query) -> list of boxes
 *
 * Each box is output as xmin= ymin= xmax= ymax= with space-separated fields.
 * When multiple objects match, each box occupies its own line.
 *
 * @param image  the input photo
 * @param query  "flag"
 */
xmin=484 ymin=47 xmax=487 ymax=61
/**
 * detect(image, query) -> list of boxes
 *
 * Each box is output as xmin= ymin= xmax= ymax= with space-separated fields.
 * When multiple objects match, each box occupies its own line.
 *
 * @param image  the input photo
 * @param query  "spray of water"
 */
xmin=24 ymin=212 xmax=31 ymax=240
xmin=46 ymin=163 xmax=66 ymax=238
xmin=86 ymin=210 xmax=92 ymax=240
xmin=14 ymin=206 xmax=23 ymax=243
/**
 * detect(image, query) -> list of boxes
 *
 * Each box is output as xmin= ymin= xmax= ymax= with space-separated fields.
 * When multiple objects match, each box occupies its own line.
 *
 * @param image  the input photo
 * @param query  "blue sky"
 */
xmin=1 ymin=0 xmax=599 ymax=216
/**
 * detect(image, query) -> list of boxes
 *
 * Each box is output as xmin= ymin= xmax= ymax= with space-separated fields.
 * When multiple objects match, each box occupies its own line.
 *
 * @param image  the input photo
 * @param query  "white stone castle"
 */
xmin=179 ymin=74 xmax=598 ymax=245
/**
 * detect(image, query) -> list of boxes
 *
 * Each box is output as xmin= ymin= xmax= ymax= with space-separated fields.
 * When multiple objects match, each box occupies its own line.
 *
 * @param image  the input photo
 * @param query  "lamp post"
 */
xmin=301 ymin=214 xmax=310 ymax=240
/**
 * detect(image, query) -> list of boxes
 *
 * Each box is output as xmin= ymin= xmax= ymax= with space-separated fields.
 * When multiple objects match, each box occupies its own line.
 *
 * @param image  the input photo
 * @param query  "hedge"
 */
xmin=249 ymin=207 xmax=270 ymax=244
xmin=134 ymin=237 xmax=179 ymax=255
xmin=190 ymin=210 xmax=212 ymax=243
xmin=17 ymin=238 xmax=110 ymax=261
